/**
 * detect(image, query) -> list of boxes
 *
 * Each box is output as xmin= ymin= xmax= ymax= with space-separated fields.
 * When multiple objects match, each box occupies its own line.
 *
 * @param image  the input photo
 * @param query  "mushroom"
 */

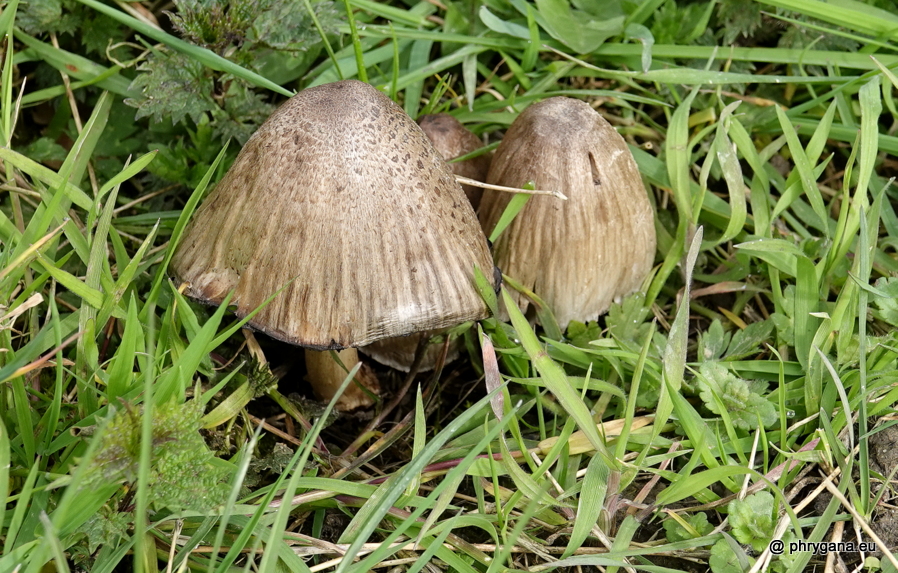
xmin=417 ymin=114 xmax=491 ymax=210
xmin=477 ymin=97 xmax=656 ymax=329
xmin=359 ymin=115 xmax=492 ymax=372
xmin=171 ymin=80 xmax=497 ymax=410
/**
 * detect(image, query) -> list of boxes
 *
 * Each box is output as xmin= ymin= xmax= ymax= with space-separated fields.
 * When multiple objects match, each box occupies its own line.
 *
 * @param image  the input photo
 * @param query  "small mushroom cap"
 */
xmin=418 ymin=114 xmax=491 ymax=209
xmin=172 ymin=80 xmax=496 ymax=349
xmin=478 ymin=97 xmax=656 ymax=329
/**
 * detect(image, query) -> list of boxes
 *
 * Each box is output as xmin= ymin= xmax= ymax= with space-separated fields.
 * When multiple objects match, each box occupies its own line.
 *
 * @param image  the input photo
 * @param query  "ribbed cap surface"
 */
xmin=478 ymin=97 xmax=656 ymax=328
xmin=172 ymin=80 xmax=496 ymax=349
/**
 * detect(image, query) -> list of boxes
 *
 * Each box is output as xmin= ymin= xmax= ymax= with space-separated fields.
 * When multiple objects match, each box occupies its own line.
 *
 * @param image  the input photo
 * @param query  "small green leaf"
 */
xmin=535 ymin=0 xmax=624 ymax=53
xmin=488 ymin=192 xmax=532 ymax=243
xmin=698 ymin=319 xmax=729 ymax=362
xmin=696 ymin=362 xmax=777 ymax=430
xmin=729 ymin=491 xmax=776 ymax=553
xmin=664 ymin=512 xmax=714 ymax=543
xmin=624 ymin=23 xmax=654 ymax=72
xmin=479 ymin=6 xmax=530 ymax=39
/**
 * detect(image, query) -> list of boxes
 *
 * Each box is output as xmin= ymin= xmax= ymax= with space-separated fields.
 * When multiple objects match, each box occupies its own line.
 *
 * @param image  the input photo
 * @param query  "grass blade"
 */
xmin=73 ymin=0 xmax=292 ymax=96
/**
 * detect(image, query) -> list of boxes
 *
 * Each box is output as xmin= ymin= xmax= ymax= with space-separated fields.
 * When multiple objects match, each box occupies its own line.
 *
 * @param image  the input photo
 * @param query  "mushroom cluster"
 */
xmin=172 ymin=80 xmax=496 ymax=409
xmin=173 ymin=83 xmax=656 ymax=411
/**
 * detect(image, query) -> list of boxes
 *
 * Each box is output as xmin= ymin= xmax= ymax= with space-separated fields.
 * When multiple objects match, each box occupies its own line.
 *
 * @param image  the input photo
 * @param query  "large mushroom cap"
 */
xmin=417 ymin=114 xmax=490 ymax=209
xmin=172 ymin=80 xmax=496 ymax=349
xmin=478 ymin=97 xmax=656 ymax=328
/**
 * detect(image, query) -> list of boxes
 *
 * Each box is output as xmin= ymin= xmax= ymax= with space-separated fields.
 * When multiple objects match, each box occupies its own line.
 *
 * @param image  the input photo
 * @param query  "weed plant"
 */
xmin=2 ymin=0 xmax=898 ymax=571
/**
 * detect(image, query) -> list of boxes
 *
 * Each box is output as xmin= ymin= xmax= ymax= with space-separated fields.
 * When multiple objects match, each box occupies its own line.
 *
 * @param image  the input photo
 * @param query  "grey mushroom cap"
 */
xmin=172 ymin=80 xmax=497 ymax=349
xmin=417 ymin=114 xmax=491 ymax=210
xmin=478 ymin=97 xmax=656 ymax=329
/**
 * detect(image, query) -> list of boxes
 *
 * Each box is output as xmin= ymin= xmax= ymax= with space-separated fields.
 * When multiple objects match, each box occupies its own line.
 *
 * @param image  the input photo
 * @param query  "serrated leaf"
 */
xmin=698 ymin=319 xmax=729 ymax=362
xmin=729 ymin=491 xmax=775 ymax=553
xmin=696 ymin=362 xmax=776 ymax=430
xmin=127 ymin=51 xmax=215 ymax=125
xmin=871 ymin=277 xmax=898 ymax=326
xmin=74 ymin=0 xmax=293 ymax=97
xmin=725 ymin=319 xmax=774 ymax=360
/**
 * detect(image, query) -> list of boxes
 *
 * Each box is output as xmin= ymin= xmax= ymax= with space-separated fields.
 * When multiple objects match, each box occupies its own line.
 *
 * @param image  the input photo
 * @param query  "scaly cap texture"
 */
xmin=172 ymin=80 xmax=495 ymax=349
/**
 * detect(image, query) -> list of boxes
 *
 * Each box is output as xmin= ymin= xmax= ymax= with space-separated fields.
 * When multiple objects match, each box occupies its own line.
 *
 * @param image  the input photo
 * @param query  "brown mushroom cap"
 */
xmin=172 ymin=80 xmax=496 ymax=349
xmin=417 ymin=114 xmax=491 ymax=209
xmin=478 ymin=97 xmax=656 ymax=328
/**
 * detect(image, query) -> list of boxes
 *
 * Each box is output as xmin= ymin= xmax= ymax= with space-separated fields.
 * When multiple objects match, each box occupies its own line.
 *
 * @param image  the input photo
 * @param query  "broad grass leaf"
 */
xmin=352 ymin=0 xmax=430 ymax=27
xmin=775 ymin=106 xmax=829 ymax=237
xmin=407 ymin=521 xmax=456 ymax=573
xmin=0 ymin=148 xmax=92 ymax=210
xmin=106 ymin=297 xmax=143 ymax=400
xmin=727 ymin=114 xmax=772 ymax=236
xmin=758 ymin=0 xmax=898 ymax=40
xmin=624 ymin=23 xmax=653 ymax=72
xmin=201 ymin=382 xmax=254 ymax=429
xmin=35 ymin=255 xmax=104 ymax=310
xmin=657 ymin=465 xmax=757 ymax=506
xmin=793 ymin=255 xmax=820 ymax=369
xmin=564 ymin=451 xmax=608 ymax=558
xmin=734 ymin=238 xmax=801 ymax=277
xmin=478 ymin=6 xmax=530 ymax=40
xmin=154 ymin=291 xmax=233 ymax=404
xmin=709 ymin=101 xmax=747 ymax=247
xmin=665 ymin=89 xmax=700 ymax=224
xmin=95 ymin=151 xmax=157 ymax=204
xmin=339 ymin=391 xmax=513 ymax=573
xmin=501 ymin=287 xmax=613 ymax=464
xmin=498 ymin=431 xmax=566 ymax=508
xmin=96 ymin=222 xmax=159 ymax=329
xmin=656 ymin=227 xmax=702 ymax=434
xmin=473 ymin=265 xmax=499 ymax=317
xmin=488 ymin=192 xmax=532 ymax=243
xmin=0 ymin=418 xmax=8 ymax=537
xmin=0 ymin=313 xmax=79 ymax=385
xmin=534 ymin=0 xmax=623 ymax=53
xmin=855 ymin=75 xmax=882 ymax=209
xmin=403 ymin=39 xmax=432 ymax=118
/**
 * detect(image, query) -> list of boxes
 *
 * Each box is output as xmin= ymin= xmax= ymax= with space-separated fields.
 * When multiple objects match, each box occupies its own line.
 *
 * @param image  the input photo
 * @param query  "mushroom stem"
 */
xmin=305 ymin=348 xmax=379 ymax=411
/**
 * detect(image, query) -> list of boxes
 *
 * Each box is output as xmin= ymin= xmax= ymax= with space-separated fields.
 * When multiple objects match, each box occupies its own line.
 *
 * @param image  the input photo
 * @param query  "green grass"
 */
xmin=2 ymin=0 xmax=898 ymax=571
